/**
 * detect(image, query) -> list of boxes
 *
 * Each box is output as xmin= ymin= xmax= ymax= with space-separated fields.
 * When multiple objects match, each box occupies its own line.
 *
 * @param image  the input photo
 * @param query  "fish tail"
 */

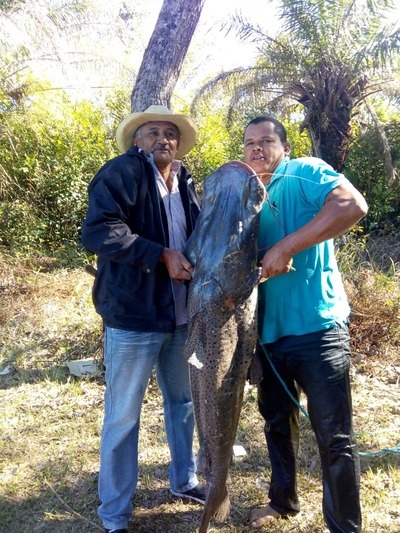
xmin=199 ymin=484 xmax=230 ymax=533
xmin=214 ymin=489 xmax=230 ymax=522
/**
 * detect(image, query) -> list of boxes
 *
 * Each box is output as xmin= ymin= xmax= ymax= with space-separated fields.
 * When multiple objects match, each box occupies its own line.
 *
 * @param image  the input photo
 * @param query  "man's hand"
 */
xmin=260 ymin=242 xmax=294 ymax=280
xmin=160 ymin=248 xmax=193 ymax=280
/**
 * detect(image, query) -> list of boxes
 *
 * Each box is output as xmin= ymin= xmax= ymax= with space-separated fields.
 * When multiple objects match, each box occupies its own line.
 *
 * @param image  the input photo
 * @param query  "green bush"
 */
xmin=345 ymin=120 xmax=400 ymax=231
xmin=0 ymin=86 xmax=117 ymax=255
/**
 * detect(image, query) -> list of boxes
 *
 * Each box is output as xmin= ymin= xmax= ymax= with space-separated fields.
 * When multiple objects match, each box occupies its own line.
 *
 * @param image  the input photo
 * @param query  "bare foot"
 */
xmin=250 ymin=504 xmax=281 ymax=528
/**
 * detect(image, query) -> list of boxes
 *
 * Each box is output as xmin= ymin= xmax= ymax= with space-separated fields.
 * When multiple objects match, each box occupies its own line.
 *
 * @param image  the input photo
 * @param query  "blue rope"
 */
xmin=258 ymin=342 xmax=310 ymax=422
xmin=358 ymin=448 xmax=400 ymax=457
xmin=258 ymin=341 xmax=400 ymax=457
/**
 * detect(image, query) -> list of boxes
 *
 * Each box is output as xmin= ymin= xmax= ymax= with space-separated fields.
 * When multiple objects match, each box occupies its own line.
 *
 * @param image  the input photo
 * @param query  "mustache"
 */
xmin=152 ymin=144 xmax=172 ymax=153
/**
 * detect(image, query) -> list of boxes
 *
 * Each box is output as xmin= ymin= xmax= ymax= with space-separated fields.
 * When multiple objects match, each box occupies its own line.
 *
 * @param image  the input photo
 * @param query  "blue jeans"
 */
xmin=98 ymin=326 xmax=198 ymax=530
xmin=257 ymin=325 xmax=361 ymax=533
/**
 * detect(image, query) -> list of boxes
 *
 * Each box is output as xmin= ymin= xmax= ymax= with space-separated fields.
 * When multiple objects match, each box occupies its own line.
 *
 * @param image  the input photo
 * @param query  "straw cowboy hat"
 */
xmin=115 ymin=105 xmax=198 ymax=158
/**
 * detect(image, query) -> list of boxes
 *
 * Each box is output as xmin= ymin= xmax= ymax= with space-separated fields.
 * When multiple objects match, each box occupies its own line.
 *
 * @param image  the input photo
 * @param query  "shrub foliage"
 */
xmin=0 ymin=82 xmax=117 ymax=256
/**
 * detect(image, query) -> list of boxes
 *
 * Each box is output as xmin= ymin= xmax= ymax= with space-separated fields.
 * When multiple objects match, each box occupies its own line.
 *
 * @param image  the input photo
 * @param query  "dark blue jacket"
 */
xmin=81 ymin=147 xmax=201 ymax=332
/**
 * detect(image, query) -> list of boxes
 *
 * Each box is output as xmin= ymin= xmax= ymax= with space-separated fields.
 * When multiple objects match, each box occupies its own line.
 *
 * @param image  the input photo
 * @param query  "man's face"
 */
xmin=243 ymin=121 xmax=290 ymax=182
xmin=135 ymin=121 xmax=180 ymax=167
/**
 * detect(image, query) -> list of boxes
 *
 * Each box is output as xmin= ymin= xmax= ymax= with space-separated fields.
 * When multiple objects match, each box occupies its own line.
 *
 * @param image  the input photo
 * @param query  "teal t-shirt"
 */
xmin=258 ymin=156 xmax=351 ymax=344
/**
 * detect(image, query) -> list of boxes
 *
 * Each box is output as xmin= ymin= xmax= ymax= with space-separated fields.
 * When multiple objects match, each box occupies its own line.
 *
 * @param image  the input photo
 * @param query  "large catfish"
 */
xmin=184 ymin=161 xmax=265 ymax=532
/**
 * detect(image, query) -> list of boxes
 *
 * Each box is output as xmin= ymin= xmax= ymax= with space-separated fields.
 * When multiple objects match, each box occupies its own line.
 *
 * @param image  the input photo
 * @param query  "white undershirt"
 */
xmin=151 ymin=158 xmax=188 ymax=326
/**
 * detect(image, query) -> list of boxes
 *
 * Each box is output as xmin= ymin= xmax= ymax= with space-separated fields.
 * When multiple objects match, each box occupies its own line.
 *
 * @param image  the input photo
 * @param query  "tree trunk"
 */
xmin=130 ymin=0 xmax=205 ymax=112
xmin=305 ymin=97 xmax=353 ymax=171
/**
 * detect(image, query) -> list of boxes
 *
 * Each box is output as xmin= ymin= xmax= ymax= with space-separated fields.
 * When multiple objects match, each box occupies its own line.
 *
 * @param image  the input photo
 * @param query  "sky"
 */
xmin=101 ymin=0 xmax=400 ymax=101
xmin=66 ymin=0 xmax=281 ymax=102
xmin=1 ymin=0 xmax=281 ymax=103
xmin=119 ymin=0 xmax=281 ymax=100
xmin=171 ymin=0 xmax=281 ymax=99
xmin=193 ymin=0 xmax=280 ymax=69
xmin=3 ymin=0 xmax=399 ymax=104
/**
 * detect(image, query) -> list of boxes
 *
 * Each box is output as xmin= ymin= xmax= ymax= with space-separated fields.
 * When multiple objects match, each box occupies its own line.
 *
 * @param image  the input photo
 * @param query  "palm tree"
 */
xmin=193 ymin=0 xmax=400 ymax=174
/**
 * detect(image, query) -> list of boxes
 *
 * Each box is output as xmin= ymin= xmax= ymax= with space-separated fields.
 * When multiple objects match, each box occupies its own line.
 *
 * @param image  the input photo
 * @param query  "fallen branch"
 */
xmin=43 ymin=478 xmax=103 ymax=531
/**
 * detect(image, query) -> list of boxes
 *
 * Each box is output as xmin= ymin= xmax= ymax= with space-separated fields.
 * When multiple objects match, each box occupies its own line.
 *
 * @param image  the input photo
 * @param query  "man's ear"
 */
xmin=133 ymin=134 xmax=142 ymax=149
xmin=284 ymin=141 xmax=291 ymax=156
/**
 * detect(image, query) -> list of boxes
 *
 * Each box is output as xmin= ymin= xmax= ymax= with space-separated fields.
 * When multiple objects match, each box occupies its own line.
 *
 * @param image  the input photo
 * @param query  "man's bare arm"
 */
xmin=261 ymin=182 xmax=368 ymax=279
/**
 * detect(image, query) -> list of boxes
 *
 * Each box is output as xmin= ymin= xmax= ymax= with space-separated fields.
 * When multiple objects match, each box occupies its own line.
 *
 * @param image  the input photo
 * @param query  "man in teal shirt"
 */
xmin=243 ymin=116 xmax=368 ymax=532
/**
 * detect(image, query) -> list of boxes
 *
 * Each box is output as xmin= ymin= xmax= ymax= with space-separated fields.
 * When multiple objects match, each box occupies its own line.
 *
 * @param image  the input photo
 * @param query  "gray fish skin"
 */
xmin=184 ymin=161 xmax=265 ymax=533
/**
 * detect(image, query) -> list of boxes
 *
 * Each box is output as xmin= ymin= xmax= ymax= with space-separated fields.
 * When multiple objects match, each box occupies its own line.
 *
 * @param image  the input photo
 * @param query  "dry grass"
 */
xmin=0 ymin=250 xmax=399 ymax=533
xmin=346 ymin=269 xmax=400 ymax=362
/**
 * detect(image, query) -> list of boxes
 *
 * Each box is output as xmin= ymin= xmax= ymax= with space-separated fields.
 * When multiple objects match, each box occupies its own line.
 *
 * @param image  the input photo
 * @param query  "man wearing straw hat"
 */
xmin=82 ymin=105 xmax=206 ymax=533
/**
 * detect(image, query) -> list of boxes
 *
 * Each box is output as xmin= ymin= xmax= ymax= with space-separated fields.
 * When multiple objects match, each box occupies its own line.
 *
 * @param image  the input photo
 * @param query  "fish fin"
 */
xmin=228 ymin=268 xmax=261 ymax=302
xmin=242 ymin=268 xmax=262 ymax=293
xmin=247 ymin=350 xmax=264 ymax=385
xmin=214 ymin=491 xmax=230 ymax=522
xmin=199 ymin=485 xmax=230 ymax=533
xmin=206 ymin=484 xmax=230 ymax=523
xmin=195 ymin=447 xmax=208 ymax=477
xmin=186 ymin=315 xmax=207 ymax=370
xmin=188 ymin=351 xmax=204 ymax=369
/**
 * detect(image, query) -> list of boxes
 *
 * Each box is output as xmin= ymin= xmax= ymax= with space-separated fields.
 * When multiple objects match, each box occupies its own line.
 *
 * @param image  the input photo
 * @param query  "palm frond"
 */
xmin=223 ymin=13 xmax=270 ymax=44
xmin=191 ymin=66 xmax=263 ymax=113
xmin=193 ymin=0 xmax=400 ymax=170
xmin=365 ymin=24 xmax=400 ymax=69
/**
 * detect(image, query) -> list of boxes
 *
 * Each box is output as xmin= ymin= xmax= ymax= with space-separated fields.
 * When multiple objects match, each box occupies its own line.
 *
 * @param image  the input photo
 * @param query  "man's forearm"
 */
xmin=280 ymin=185 xmax=368 ymax=256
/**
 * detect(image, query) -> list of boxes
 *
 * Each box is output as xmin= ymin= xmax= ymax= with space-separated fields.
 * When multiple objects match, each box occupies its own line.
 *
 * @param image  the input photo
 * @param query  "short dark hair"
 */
xmin=244 ymin=115 xmax=287 ymax=143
